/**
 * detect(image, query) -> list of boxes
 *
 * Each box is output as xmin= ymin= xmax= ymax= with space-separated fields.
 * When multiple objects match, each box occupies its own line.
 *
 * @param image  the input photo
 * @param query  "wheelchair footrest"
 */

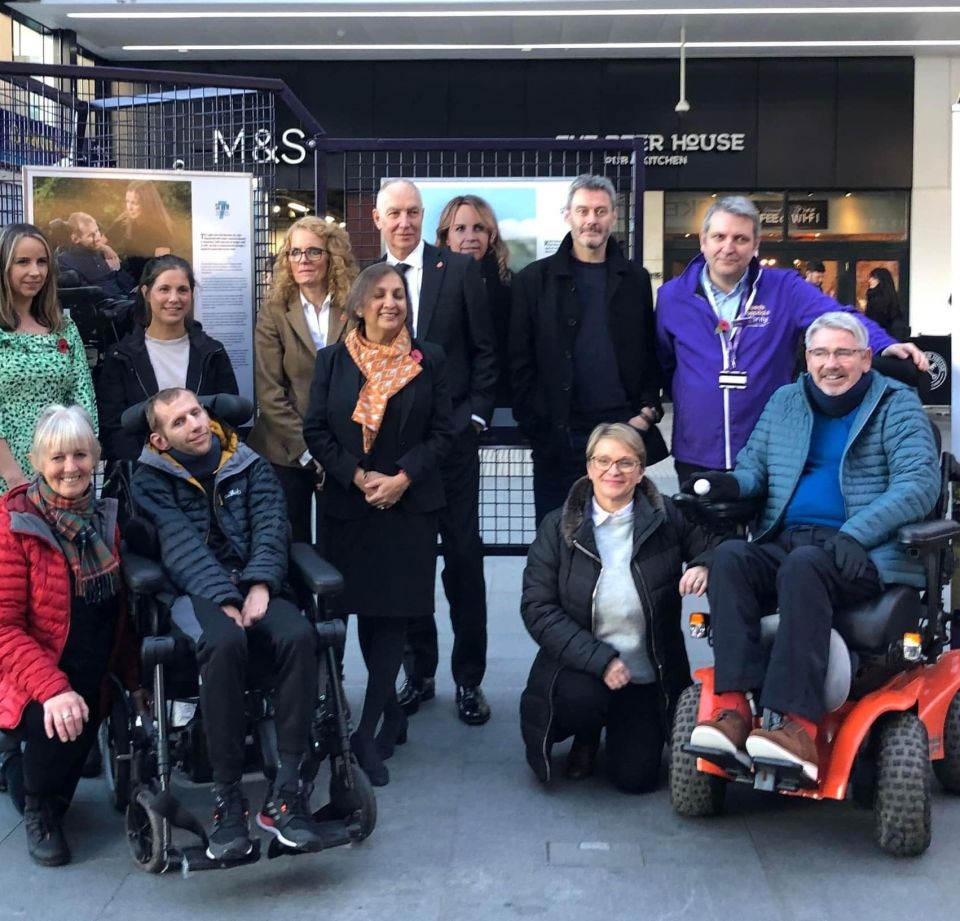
xmin=265 ymin=819 xmax=353 ymax=859
xmin=683 ymin=743 xmax=752 ymax=778
xmin=179 ymin=839 xmax=262 ymax=874
xmin=682 ymin=744 xmax=818 ymax=792
xmin=750 ymin=756 xmax=818 ymax=792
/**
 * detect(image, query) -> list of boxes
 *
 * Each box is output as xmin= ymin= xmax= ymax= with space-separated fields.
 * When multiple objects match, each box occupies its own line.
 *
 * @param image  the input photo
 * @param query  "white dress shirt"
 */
xmin=301 ymin=290 xmax=332 ymax=351
xmin=385 ymin=238 xmax=425 ymax=334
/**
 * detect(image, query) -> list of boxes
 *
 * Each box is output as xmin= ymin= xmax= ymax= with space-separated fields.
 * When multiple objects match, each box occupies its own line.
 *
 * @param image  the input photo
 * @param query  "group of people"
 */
xmin=0 ymin=177 xmax=938 ymax=867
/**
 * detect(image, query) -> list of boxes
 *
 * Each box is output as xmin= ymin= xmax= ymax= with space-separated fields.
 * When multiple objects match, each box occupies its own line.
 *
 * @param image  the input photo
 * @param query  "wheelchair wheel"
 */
xmin=932 ymin=690 xmax=960 ymax=794
xmin=874 ymin=711 xmax=931 ymax=856
xmin=99 ymin=693 xmax=132 ymax=812
xmin=125 ymin=786 xmax=168 ymax=873
xmin=670 ymin=684 xmax=727 ymax=817
xmin=329 ymin=754 xmax=377 ymax=842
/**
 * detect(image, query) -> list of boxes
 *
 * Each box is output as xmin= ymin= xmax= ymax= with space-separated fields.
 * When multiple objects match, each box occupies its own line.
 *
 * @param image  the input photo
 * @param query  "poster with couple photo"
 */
xmin=24 ymin=166 xmax=257 ymax=401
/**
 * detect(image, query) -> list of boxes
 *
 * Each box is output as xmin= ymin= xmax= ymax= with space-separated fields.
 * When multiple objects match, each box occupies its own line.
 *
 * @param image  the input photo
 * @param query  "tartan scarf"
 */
xmin=345 ymin=326 xmax=423 ymax=454
xmin=26 ymin=476 xmax=120 ymax=603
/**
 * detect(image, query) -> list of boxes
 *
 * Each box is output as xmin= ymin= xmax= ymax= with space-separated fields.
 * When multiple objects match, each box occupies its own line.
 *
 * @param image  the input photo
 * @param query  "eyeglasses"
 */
xmin=806 ymin=348 xmax=864 ymax=362
xmin=589 ymin=456 xmax=643 ymax=474
xmin=286 ymin=247 xmax=328 ymax=262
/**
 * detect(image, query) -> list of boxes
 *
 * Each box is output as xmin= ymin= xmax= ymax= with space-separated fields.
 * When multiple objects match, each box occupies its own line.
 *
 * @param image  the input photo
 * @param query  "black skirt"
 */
xmin=326 ymin=508 xmax=438 ymax=619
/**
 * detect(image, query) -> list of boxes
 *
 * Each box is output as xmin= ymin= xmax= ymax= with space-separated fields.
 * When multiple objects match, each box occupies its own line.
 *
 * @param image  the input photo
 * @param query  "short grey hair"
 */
xmin=30 ymin=403 xmax=100 ymax=466
xmin=376 ymin=178 xmax=422 ymax=212
xmin=804 ymin=311 xmax=869 ymax=349
xmin=565 ymin=175 xmax=617 ymax=212
xmin=702 ymin=195 xmax=760 ymax=242
xmin=585 ymin=422 xmax=646 ymax=466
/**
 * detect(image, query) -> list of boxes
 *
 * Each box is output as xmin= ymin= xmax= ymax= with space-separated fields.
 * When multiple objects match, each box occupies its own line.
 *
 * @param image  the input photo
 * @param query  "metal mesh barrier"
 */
xmin=318 ymin=138 xmax=644 ymax=553
xmin=0 ymin=62 xmax=314 ymax=357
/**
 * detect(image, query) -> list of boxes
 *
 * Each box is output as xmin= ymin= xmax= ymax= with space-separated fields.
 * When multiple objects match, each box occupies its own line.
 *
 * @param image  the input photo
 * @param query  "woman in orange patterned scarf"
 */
xmin=303 ymin=263 xmax=454 ymax=787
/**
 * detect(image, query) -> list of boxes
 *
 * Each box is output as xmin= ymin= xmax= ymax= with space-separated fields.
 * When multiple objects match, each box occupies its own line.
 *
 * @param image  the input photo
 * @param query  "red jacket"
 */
xmin=0 ymin=484 xmax=133 ymax=730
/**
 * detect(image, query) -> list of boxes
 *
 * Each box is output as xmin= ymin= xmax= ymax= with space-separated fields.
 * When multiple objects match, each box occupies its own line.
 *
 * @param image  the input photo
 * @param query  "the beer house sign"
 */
xmin=558 ymin=133 xmax=748 ymax=168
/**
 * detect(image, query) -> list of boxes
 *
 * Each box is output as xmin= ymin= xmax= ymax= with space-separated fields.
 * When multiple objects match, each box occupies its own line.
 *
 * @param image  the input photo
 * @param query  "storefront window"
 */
xmin=664 ymin=190 xmax=909 ymax=244
xmin=664 ymin=191 xmax=784 ymax=242
xmin=786 ymin=191 xmax=908 ymax=241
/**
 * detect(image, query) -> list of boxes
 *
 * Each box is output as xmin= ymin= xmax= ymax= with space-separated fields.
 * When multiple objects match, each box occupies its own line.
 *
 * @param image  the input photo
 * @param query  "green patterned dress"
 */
xmin=0 ymin=318 xmax=97 ymax=493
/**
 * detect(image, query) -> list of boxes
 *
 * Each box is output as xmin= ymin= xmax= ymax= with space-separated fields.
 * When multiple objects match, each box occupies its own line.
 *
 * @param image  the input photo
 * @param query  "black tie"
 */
xmin=395 ymin=262 xmax=413 ymax=334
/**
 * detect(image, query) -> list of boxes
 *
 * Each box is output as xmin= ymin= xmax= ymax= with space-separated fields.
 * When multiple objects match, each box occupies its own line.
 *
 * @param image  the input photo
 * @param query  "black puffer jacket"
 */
xmin=131 ymin=421 xmax=287 ymax=607
xmin=519 ymin=476 xmax=714 ymax=782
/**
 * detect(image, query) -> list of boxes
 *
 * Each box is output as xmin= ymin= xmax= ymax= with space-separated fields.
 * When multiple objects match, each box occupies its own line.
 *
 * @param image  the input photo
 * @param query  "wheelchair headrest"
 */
xmin=120 ymin=392 xmax=254 ymax=438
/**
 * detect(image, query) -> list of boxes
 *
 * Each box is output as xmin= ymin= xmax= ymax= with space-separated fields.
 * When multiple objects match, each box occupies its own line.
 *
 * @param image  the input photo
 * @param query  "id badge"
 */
xmin=718 ymin=370 xmax=748 ymax=390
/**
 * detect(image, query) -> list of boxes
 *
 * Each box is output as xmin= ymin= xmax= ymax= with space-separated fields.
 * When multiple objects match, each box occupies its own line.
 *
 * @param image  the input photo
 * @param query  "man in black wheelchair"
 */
xmin=131 ymin=387 xmax=324 ymax=860
xmin=55 ymin=212 xmax=136 ymax=302
xmin=682 ymin=311 xmax=941 ymax=783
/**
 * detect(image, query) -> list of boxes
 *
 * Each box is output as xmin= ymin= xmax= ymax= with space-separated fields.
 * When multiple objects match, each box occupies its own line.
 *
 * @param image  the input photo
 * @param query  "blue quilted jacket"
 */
xmin=732 ymin=372 xmax=940 ymax=588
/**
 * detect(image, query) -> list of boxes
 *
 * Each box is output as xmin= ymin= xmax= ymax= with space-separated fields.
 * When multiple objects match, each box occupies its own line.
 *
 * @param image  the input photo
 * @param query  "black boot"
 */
xmin=375 ymin=697 xmax=409 ymax=761
xmin=24 ymin=795 xmax=70 ymax=867
xmin=350 ymin=732 xmax=389 ymax=786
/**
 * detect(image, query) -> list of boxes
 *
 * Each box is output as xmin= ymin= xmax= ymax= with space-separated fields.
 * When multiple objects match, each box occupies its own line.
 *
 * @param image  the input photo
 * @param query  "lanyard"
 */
xmin=702 ymin=272 xmax=759 ymax=370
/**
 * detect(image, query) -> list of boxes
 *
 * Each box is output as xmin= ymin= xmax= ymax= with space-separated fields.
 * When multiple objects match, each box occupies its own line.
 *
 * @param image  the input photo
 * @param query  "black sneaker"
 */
xmin=206 ymin=782 xmax=253 ymax=860
xmin=24 ymin=795 xmax=70 ymax=867
xmin=256 ymin=782 xmax=323 ymax=851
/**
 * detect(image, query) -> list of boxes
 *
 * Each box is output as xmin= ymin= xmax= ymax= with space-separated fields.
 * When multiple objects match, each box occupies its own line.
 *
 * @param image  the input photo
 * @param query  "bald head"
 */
xmin=372 ymin=179 xmax=424 ymax=260
xmin=68 ymin=212 xmax=101 ymax=250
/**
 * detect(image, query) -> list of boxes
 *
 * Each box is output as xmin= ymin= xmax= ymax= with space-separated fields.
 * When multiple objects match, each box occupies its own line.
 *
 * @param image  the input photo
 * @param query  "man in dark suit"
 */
xmin=510 ymin=174 xmax=663 ymax=525
xmin=372 ymin=179 xmax=498 ymax=725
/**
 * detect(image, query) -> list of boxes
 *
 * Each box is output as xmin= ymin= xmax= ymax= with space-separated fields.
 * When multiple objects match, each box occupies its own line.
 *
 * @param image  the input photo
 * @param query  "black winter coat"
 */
xmin=96 ymin=321 xmax=239 ymax=463
xmin=509 ymin=233 xmax=662 ymax=457
xmin=131 ymin=422 xmax=288 ymax=607
xmin=519 ymin=476 xmax=714 ymax=782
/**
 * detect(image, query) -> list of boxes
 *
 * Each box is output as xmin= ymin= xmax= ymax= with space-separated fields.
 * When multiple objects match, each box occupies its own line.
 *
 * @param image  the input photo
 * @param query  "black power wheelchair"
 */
xmin=99 ymin=394 xmax=376 ymax=874
xmin=57 ymin=269 xmax=135 ymax=377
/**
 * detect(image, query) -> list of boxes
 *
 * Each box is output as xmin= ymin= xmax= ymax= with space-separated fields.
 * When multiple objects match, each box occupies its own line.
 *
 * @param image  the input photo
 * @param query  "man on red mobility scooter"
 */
xmin=685 ymin=311 xmax=940 ymax=782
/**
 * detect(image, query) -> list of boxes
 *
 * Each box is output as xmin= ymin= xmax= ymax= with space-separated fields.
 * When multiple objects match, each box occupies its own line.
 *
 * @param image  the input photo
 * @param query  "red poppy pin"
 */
xmin=56 ymin=337 xmax=69 ymax=354
xmin=714 ymin=319 xmax=731 ymax=336
xmin=410 ymin=348 xmax=423 ymax=364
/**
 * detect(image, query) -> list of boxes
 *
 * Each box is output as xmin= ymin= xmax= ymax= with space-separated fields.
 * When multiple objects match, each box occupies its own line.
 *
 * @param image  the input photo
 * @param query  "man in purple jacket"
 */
xmin=655 ymin=196 xmax=927 ymax=481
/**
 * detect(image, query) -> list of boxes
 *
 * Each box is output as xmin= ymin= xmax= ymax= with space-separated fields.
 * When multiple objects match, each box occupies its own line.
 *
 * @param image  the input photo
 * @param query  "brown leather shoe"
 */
xmin=746 ymin=719 xmax=819 ymax=781
xmin=689 ymin=709 xmax=751 ymax=754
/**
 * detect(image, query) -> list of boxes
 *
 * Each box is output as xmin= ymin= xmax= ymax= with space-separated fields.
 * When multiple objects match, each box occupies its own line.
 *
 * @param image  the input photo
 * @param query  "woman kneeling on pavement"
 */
xmin=0 ymin=404 xmax=136 ymax=866
xmin=520 ymin=422 xmax=714 ymax=791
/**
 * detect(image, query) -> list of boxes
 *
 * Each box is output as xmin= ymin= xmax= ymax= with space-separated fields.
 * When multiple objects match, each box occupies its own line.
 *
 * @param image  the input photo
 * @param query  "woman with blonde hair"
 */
xmin=0 ymin=404 xmax=136 ymax=866
xmin=435 ymin=194 xmax=512 ymax=406
xmin=0 ymin=223 xmax=96 ymax=493
xmin=248 ymin=216 xmax=358 ymax=545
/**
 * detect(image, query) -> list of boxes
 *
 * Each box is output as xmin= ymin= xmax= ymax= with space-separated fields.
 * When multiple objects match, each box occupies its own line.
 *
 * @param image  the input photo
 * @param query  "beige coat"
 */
xmin=248 ymin=291 xmax=347 ymax=467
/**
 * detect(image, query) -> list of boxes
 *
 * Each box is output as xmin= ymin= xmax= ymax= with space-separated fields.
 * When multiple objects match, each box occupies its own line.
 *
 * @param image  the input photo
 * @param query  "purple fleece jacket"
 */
xmin=655 ymin=254 xmax=896 ymax=470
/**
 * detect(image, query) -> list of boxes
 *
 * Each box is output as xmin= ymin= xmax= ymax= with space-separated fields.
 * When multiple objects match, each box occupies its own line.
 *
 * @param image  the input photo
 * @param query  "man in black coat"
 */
xmin=372 ymin=179 xmax=498 ymax=725
xmin=510 ymin=175 xmax=664 ymax=525
xmin=131 ymin=388 xmax=322 ymax=861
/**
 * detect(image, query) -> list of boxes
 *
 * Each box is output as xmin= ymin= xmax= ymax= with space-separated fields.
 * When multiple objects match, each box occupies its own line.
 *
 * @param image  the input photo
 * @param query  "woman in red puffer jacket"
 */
xmin=0 ymin=404 xmax=137 ymax=868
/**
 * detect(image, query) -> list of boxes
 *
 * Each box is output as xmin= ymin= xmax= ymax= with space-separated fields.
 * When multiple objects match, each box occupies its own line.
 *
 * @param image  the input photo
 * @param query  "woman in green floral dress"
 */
xmin=0 ymin=224 xmax=97 ymax=494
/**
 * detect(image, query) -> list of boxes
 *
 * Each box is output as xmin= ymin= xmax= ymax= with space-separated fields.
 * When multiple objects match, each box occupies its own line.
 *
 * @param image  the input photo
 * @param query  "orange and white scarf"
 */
xmin=345 ymin=326 xmax=423 ymax=454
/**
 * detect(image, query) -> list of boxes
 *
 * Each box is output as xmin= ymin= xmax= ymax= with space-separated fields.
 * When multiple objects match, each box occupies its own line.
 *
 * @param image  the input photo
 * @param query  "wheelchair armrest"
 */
xmin=289 ymin=542 xmax=344 ymax=597
xmin=121 ymin=551 xmax=167 ymax=595
xmin=898 ymin=519 xmax=960 ymax=553
xmin=672 ymin=492 xmax=763 ymax=527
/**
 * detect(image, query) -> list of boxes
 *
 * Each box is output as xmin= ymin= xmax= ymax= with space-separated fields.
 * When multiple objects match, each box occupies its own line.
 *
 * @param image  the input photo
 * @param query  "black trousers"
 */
xmin=708 ymin=527 xmax=882 ymax=722
xmin=404 ymin=426 xmax=488 ymax=687
xmin=272 ymin=462 xmax=326 ymax=553
xmin=8 ymin=669 xmax=101 ymax=804
xmin=172 ymin=595 xmax=318 ymax=785
xmin=551 ymin=670 xmax=665 ymax=793
xmin=531 ymin=430 xmax=590 ymax=527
